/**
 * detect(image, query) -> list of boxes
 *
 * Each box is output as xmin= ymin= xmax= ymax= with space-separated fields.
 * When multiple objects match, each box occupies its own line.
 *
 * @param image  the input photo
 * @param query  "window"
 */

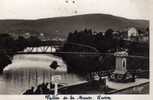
xmin=122 ymin=59 xmax=126 ymax=68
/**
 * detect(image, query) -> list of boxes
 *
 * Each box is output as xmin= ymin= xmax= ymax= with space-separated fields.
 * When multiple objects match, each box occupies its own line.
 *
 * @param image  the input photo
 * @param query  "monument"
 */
xmin=109 ymin=50 xmax=135 ymax=83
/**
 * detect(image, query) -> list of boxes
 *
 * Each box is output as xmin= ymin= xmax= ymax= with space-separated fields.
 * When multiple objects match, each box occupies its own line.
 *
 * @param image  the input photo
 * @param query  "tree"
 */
xmin=0 ymin=34 xmax=15 ymax=49
xmin=27 ymin=36 xmax=41 ymax=46
xmin=16 ymin=36 xmax=28 ymax=50
xmin=105 ymin=28 xmax=114 ymax=39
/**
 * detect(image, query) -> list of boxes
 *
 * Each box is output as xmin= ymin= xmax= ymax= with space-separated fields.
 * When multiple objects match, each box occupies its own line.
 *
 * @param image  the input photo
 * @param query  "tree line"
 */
xmin=60 ymin=28 xmax=149 ymax=74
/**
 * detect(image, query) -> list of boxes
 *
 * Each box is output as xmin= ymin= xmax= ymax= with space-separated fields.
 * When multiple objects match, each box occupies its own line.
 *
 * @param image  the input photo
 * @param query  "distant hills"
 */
xmin=0 ymin=14 xmax=149 ymax=39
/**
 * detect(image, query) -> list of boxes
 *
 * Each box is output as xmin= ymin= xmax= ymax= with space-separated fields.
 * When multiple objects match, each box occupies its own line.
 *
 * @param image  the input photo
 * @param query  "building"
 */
xmin=127 ymin=27 xmax=139 ymax=41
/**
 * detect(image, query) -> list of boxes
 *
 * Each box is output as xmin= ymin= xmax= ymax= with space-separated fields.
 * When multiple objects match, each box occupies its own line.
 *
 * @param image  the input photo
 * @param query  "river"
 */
xmin=0 ymin=52 xmax=85 ymax=94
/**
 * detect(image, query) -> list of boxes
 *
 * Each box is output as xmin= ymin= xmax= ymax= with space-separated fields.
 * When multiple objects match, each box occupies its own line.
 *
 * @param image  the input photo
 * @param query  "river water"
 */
xmin=0 ymin=53 xmax=84 ymax=94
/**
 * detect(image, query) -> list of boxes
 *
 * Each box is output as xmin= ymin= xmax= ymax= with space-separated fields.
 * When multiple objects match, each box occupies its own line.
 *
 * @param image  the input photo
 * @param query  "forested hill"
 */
xmin=0 ymin=14 xmax=149 ymax=39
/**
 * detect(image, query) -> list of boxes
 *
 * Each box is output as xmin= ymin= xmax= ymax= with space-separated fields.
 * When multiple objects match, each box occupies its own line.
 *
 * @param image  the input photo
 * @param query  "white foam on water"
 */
xmin=4 ymin=54 xmax=67 ymax=72
xmin=0 ymin=54 xmax=84 ymax=94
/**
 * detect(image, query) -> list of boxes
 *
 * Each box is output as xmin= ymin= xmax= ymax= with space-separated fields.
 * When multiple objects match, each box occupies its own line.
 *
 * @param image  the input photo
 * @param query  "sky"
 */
xmin=0 ymin=0 xmax=150 ymax=20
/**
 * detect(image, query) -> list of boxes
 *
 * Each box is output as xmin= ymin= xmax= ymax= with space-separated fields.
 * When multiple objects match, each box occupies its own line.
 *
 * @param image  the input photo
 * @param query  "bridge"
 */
xmin=10 ymin=40 xmax=64 ymax=54
xmin=14 ymin=41 xmax=99 ymax=55
xmin=12 ymin=40 xmax=148 ymax=60
xmin=8 ymin=40 xmax=147 ymax=59
xmin=27 ymin=40 xmax=64 ymax=46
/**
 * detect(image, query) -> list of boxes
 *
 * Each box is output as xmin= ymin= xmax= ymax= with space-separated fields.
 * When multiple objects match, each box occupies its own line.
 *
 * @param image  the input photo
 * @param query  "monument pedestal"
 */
xmin=109 ymin=72 xmax=135 ymax=83
xmin=109 ymin=51 xmax=135 ymax=83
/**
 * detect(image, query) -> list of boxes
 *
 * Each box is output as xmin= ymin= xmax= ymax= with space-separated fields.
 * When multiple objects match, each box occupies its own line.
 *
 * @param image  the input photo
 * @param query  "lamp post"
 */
xmin=52 ymin=75 xmax=61 ymax=96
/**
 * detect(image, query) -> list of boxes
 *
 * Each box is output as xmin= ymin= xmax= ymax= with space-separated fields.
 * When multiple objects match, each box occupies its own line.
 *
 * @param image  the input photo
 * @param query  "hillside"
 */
xmin=0 ymin=14 xmax=149 ymax=39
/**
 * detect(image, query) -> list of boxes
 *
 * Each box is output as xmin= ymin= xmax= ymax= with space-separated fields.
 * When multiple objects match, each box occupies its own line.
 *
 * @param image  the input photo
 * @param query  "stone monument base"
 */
xmin=109 ymin=72 xmax=135 ymax=83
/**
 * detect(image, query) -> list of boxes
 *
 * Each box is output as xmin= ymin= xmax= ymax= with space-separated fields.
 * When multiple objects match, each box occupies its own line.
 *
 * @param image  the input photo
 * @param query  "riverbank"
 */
xmin=23 ymin=77 xmax=149 ymax=94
